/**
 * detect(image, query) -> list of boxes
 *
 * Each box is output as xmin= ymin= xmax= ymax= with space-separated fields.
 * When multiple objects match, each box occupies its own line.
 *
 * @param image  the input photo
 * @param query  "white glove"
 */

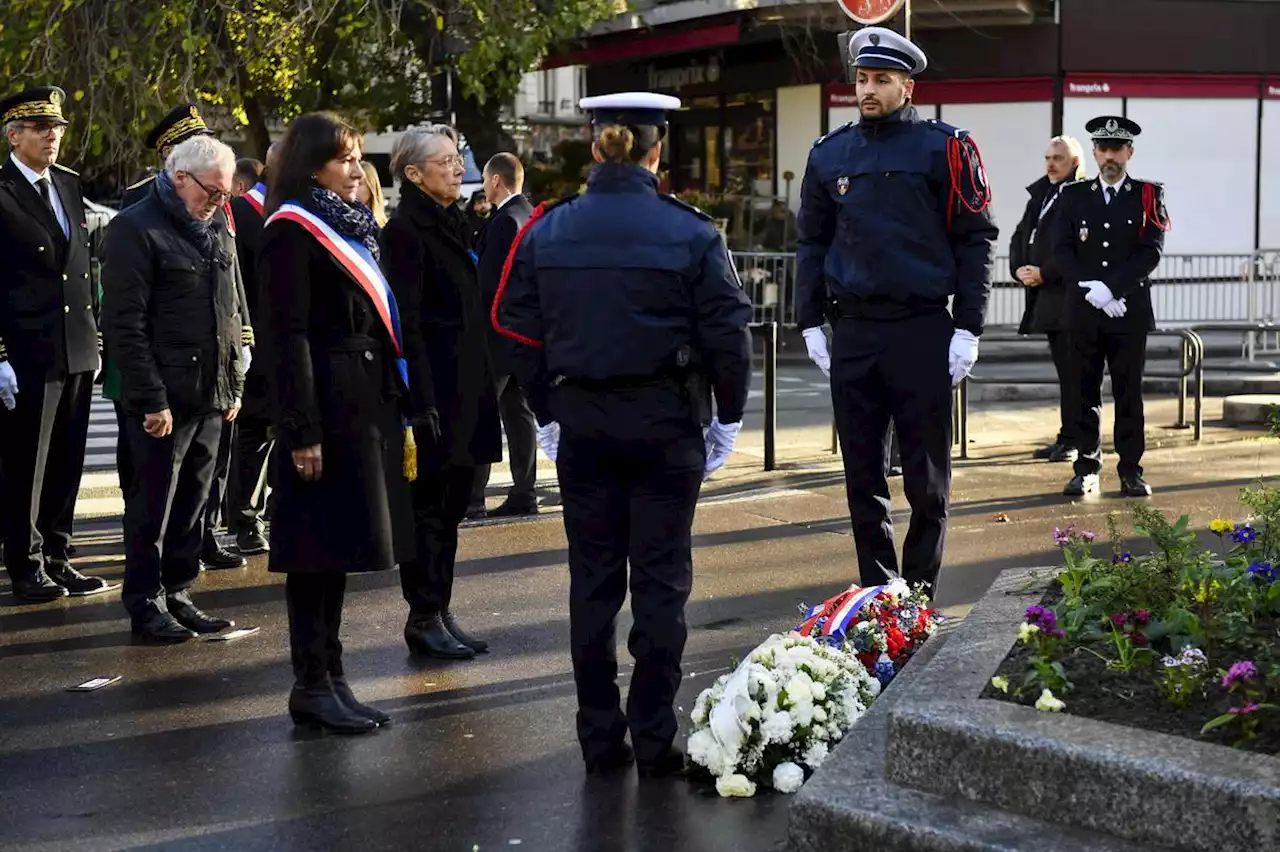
xmin=0 ymin=361 xmax=17 ymax=410
xmin=1079 ymin=280 xmax=1115 ymax=310
xmin=948 ymin=329 xmax=979 ymax=386
xmin=702 ymin=417 xmax=742 ymax=480
xmin=802 ymin=326 xmax=831 ymax=378
xmin=241 ymin=345 xmax=253 ymax=376
xmin=1101 ymin=298 xmax=1128 ymax=319
xmin=536 ymin=422 xmax=560 ymax=462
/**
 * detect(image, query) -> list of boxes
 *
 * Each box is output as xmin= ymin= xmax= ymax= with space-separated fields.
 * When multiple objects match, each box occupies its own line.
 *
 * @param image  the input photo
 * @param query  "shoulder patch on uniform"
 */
xmin=813 ymin=122 xmax=854 ymax=147
xmin=661 ymin=193 xmax=714 ymax=222
xmin=924 ymin=118 xmax=968 ymax=140
xmin=126 ymin=174 xmax=157 ymax=191
xmin=51 ymin=162 xmax=79 ymax=176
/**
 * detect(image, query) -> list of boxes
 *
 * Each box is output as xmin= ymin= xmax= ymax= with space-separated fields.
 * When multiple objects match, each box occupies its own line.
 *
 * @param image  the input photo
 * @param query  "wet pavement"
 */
xmin=1 ymin=381 xmax=1277 ymax=852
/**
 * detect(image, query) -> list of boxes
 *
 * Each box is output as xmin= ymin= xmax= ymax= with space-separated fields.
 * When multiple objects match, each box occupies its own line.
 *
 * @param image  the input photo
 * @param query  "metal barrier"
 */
xmin=749 ymin=322 xmax=778 ymax=471
xmin=955 ymin=329 xmax=1204 ymax=460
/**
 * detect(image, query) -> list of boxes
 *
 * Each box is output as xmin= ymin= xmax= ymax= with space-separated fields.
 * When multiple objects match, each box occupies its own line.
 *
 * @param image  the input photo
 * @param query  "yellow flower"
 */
xmin=990 ymin=676 xmax=1010 ymax=693
xmin=1034 ymin=689 xmax=1065 ymax=712
xmin=1209 ymin=518 xmax=1235 ymax=536
xmin=1017 ymin=622 xmax=1041 ymax=644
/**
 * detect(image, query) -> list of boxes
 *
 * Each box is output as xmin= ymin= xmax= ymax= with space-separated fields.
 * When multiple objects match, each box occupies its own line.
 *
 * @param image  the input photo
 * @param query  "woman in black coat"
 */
xmin=258 ymin=112 xmax=414 ymax=733
xmin=1011 ymin=135 xmax=1087 ymax=463
xmin=381 ymin=125 xmax=502 ymax=660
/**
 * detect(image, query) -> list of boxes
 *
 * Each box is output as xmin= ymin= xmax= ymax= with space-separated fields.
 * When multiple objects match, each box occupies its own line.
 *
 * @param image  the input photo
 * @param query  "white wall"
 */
xmin=1125 ymin=98 xmax=1257 ymax=255
xmin=776 ymin=85 xmax=821 ymax=211
xmin=938 ymin=102 xmax=1053 ymax=259
xmin=828 ymin=106 xmax=860 ymax=129
xmin=1259 ymin=99 xmax=1280 ymax=248
xmin=1062 ymin=97 xmax=1123 ymax=165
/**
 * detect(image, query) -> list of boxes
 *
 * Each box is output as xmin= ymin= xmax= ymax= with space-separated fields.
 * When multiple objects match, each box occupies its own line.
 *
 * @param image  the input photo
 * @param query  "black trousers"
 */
xmin=1071 ymin=327 xmax=1147 ymax=478
xmin=113 ymin=399 xmax=135 ymax=495
xmin=121 ymin=411 xmax=222 ymax=618
xmin=286 ymin=573 xmax=347 ymax=686
xmin=554 ymin=385 xmax=704 ymax=765
xmin=201 ymin=418 xmax=236 ymax=548
xmin=1046 ymin=331 xmax=1077 ymax=448
xmin=225 ymin=408 xmax=273 ymax=536
xmin=831 ymin=312 xmax=953 ymax=595
xmin=470 ymin=373 xmax=538 ymax=508
xmin=400 ymin=465 xmax=476 ymax=616
xmin=0 ymin=370 xmax=93 ymax=582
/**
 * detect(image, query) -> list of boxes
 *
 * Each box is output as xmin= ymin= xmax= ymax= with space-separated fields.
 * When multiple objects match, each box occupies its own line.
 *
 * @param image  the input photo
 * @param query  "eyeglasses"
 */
xmin=184 ymin=172 xmax=232 ymax=205
xmin=426 ymin=155 xmax=465 ymax=170
xmin=21 ymin=123 xmax=65 ymax=137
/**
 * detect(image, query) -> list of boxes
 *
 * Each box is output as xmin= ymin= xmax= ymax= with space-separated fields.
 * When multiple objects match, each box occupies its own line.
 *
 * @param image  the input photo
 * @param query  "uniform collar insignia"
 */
xmin=1090 ymin=180 xmax=1098 ymax=192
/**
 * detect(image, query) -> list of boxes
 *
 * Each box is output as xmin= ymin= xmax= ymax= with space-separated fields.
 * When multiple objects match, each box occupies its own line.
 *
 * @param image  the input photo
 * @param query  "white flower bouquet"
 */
xmin=687 ymin=633 xmax=881 ymax=798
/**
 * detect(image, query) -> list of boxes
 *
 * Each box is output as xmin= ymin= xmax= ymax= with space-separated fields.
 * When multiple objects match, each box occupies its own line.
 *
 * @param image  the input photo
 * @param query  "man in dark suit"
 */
xmin=1053 ymin=115 xmax=1168 ymax=498
xmin=470 ymin=153 xmax=538 ymax=518
xmin=0 ymin=86 xmax=110 ymax=602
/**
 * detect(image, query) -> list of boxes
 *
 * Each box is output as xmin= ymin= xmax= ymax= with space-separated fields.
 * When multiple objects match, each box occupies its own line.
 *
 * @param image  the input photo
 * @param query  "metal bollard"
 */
xmin=763 ymin=321 xmax=777 ymax=472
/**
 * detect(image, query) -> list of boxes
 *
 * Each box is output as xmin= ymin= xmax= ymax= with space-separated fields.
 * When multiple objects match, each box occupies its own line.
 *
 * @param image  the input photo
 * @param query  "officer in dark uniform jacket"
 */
xmin=0 ymin=85 xmax=110 ymax=602
xmin=796 ymin=28 xmax=997 ymax=597
xmin=1053 ymin=116 xmax=1168 ymax=498
xmin=496 ymin=92 xmax=753 ymax=778
xmin=121 ymin=104 xmax=216 ymax=209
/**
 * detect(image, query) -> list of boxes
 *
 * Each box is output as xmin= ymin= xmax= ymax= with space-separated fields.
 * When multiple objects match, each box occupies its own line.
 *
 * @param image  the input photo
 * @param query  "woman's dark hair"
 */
xmin=595 ymin=123 xmax=664 ymax=164
xmin=264 ymin=111 xmax=362 ymax=216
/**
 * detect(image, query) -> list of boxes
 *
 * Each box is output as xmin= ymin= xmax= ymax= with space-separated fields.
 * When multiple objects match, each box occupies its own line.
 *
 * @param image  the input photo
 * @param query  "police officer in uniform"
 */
xmin=121 ymin=104 xmax=217 ymax=209
xmin=797 ymin=28 xmax=997 ymax=597
xmin=1054 ymin=116 xmax=1167 ymax=498
xmin=0 ymin=86 xmax=110 ymax=601
xmin=495 ymin=92 xmax=753 ymax=777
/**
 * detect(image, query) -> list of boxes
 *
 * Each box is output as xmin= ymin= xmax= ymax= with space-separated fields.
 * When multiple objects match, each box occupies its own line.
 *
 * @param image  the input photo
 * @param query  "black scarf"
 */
xmin=156 ymin=170 xmax=220 ymax=261
xmin=306 ymin=186 xmax=381 ymax=260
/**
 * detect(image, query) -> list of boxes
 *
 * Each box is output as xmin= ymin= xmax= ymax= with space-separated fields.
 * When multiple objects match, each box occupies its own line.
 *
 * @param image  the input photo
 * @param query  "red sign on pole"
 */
xmin=836 ymin=0 xmax=907 ymax=24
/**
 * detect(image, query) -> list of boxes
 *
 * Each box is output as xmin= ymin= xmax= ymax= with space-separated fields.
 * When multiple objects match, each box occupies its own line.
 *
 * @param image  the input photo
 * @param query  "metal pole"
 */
xmin=763 ymin=321 xmax=777 ymax=472
xmin=904 ymin=0 xmax=912 ymax=39
xmin=831 ymin=412 xmax=839 ymax=455
xmin=1177 ymin=336 xmax=1189 ymax=428
xmin=959 ymin=377 xmax=969 ymax=461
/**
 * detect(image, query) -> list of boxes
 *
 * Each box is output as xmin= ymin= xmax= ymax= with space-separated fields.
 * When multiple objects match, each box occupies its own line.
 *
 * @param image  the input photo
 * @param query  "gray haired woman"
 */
xmin=380 ymin=125 xmax=502 ymax=660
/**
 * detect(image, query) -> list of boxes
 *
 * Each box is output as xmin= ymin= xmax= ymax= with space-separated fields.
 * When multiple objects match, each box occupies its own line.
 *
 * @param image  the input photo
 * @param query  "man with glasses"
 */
xmin=102 ymin=133 xmax=244 ymax=641
xmin=0 ymin=85 xmax=110 ymax=603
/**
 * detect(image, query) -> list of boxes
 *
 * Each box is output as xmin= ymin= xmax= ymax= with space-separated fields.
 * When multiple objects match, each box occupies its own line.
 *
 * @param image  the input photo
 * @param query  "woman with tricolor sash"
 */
xmin=258 ymin=112 xmax=414 ymax=735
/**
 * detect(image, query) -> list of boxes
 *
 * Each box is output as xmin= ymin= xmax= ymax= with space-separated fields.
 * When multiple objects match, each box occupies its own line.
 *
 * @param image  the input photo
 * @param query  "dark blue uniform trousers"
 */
xmin=831 ymin=311 xmax=953 ymax=594
xmin=552 ymin=383 xmax=704 ymax=765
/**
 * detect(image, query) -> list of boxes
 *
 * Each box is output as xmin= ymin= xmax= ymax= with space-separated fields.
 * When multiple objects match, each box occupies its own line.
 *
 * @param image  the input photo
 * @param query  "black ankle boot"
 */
xmin=288 ymin=679 xmax=378 ymax=734
xmin=443 ymin=612 xmax=489 ymax=653
xmin=404 ymin=613 xmax=476 ymax=660
xmin=331 ymin=675 xmax=391 ymax=726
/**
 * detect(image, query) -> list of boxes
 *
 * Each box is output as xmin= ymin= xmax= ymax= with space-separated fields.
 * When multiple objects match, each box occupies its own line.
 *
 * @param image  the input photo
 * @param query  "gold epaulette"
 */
xmin=0 ymin=337 xmax=7 ymax=360
xmin=51 ymin=162 xmax=79 ymax=176
xmin=241 ymin=325 xmax=255 ymax=347
xmin=126 ymin=174 xmax=157 ymax=191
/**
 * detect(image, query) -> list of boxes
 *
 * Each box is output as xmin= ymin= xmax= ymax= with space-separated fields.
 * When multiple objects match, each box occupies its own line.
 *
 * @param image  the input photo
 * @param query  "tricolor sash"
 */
xmin=245 ymin=182 xmax=266 ymax=216
xmin=793 ymin=584 xmax=886 ymax=643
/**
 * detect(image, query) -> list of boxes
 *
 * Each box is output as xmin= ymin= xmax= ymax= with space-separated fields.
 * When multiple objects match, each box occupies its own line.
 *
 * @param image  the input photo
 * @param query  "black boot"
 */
xmin=288 ymin=679 xmax=378 ymax=734
xmin=585 ymin=741 xmax=635 ymax=776
xmin=404 ymin=613 xmax=475 ymax=660
xmin=637 ymin=746 xmax=688 ymax=779
xmin=331 ymin=676 xmax=391 ymax=726
xmin=443 ymin=612 xmax=489 ymax=653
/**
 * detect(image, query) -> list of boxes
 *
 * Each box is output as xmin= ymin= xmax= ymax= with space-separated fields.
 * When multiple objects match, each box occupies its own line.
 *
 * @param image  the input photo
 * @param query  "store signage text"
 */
xmin=648 ymin=58 xmax=721 ymax=91
xmin=1067 ymin=81 xmax=1112 ymax=95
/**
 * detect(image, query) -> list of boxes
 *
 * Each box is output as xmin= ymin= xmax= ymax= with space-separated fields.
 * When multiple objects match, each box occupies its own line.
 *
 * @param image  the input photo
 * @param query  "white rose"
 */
xmin=791 ymin=698 xmax=814 ymax=727
xmin=785 ymin=673 xmax=815 ymax=707
xmin=810 ymin=682 xmax=827 ymax=702
xmin=772 ymin=761 xmax=806 ymax=794
xmin=760 ymin=711 xmax=795 ymax=744
xmin=804 ymin=741 xmax=829 ymax=770
xmin=812 ymin=705 xmax=828 ymax=724
xmin=687 ymin=728 xmax=735 ymax=777
xmin=715 ymin=773 xmax=758 ymax=798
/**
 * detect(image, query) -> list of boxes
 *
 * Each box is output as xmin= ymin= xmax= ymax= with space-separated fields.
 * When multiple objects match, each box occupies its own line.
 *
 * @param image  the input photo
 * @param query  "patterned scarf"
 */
xmin=307 ymin=186 xmax=381 ymax=261
xmin=155 ymin=170 xmax=219 ymax=261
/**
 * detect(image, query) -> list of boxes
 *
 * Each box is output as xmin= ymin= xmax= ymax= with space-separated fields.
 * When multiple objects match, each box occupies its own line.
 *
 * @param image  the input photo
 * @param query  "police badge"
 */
xmin=837 ymin=176 xmax=849 ymax=196
xmin=1079 ymin=222 xmax=1089 ymax=242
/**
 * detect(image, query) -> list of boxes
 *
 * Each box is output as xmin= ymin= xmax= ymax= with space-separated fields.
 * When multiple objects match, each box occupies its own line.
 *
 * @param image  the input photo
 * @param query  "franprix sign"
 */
xmin=835 ymin=0 xmax=907 ymax=25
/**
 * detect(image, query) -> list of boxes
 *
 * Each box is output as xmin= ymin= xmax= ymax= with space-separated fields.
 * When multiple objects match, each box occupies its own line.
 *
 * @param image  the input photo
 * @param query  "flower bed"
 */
xmin=983 ymin=487 xmax=1280 ymax=755
xmin=687 ymin=580 xmax=938 ymax=797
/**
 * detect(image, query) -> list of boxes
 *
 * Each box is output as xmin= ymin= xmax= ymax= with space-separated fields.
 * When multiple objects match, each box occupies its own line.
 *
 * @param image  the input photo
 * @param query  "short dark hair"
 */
xmin=483 ymin=152 xmax=524 ymax=191
xmin=235 ymin=157 xmax=263 ymax=185
xmin=265 ymin=112 xmax=362 ymax=217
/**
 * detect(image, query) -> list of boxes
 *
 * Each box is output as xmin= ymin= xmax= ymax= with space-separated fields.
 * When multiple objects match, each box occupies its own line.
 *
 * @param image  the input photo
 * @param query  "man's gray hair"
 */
xmin=165 ymin=134 xmax=236 ymax=178
xmin=390 ymin=124 xmax=459 ymax=180
xmin=1050 ymin=134 xmax=1088 ymax=180
xmin=4 ymin=120 xmax=25 ymax=146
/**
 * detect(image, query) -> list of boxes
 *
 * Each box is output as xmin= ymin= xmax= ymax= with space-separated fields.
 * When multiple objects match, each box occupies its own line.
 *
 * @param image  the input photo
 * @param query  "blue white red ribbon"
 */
xmin=245 ymin=182 xmax=266 ymax=216
xmin=794 ymin=584 xmax=886 ymax=643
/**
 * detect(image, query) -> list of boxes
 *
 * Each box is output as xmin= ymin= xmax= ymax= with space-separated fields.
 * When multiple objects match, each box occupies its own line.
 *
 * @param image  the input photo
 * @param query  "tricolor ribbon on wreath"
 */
xmin=265 ymin=201 xmax=418 ymax=481
xmin=791 ymin=583 xmax=887 ymax=644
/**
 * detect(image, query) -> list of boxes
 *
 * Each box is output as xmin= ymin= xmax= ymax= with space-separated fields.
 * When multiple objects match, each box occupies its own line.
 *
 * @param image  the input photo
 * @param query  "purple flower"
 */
xmin=873 ymin=660 xmax=897 ymax=686
xmin=1111 ymin=613 xmax=1128 ymax=627
xmin=1247 ymin=561 xmax=1277 ymax=583
xmin=1080 ymin=531 xmax=1097 ymax=542
xmin=1229 ymin=703 xmax=1261 ymax=715
xmin=1223 ymin=660 xmax=1258 ymax=689
xmin=1053 ymin=523 xmax=1076 ymax=547
xmin=1135 ymin=609 xmax=1150 ymax=625
xmin=1111 ymin=552 xmax=1134 ymax=565
xmin=1232 ymin=526 xmax=1257 ymax=545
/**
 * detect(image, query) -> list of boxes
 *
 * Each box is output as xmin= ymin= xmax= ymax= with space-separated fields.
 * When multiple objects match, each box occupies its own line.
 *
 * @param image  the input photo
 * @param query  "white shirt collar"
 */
xmin=10 ymin=152 xmax=50 ymax=185
xmin=495 ymin=191 xmax=517 ymax=211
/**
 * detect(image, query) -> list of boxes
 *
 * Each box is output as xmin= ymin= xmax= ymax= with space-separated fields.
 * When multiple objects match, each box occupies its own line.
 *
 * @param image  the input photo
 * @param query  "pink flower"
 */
xmin=1222 ymin=660 xmax=1258 ymax=689
xmin=1228 ymin=704 xmax=1260 ymax=715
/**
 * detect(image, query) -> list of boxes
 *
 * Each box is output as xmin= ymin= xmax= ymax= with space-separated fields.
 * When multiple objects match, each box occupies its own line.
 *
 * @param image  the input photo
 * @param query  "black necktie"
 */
xmin=1104 ymin=186 xmax=1115 ymax=205
xmin=36 ymin=177 xmax=60 ymax=227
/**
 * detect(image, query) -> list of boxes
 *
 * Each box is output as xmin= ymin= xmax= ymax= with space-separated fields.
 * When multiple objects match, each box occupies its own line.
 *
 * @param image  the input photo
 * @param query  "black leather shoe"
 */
xmin=443 ymin=612 xmax=489 ymax=653
xmin=167 ymin=594 xmax=233 ymax=633
xmin=1033 ymin=443 xmax=1058 ymax=460
xmin=405 ymin=614 xmax=476 ymax=659
xmin=331 ymin=675 xmax=391 ymax=726
xmin=1063 ymin=474 xmax=1100 ymax=497
xmin=1120 ymin=474 xmax=1153 ymax=497
xmin=585 ymin=742 xmax=634 ymax=775
xmin=235 ymin=529 xmax=269 ymax=556
xmin=46 ymin=562 xmax=111 ymax=596
xmin=201 ymin=545 xmax=247 ymax=570
xmin=289 ymin=681 xmax=378 ymax=734
xmin=487 ymin=500 xmax=538 ymax=518
xmin=464 ymin=504 xmax=488 ymax=521
xmin=12 ymin=572 xmax=69 ymax=603
xmin=637 ymin=747 xmax=688 ymax=779
xmin=1047 ymin=444 xmax=1079 ymax=463
xmin=132 ymin=612 xmax=198 ymax=643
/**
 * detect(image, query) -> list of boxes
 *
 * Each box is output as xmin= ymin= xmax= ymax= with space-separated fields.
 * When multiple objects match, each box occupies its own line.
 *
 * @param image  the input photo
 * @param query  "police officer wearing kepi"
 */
xmin=121 ymin=104 xmax=217 ymax=209
xmin=0 ymin=85 xmax=110 ymax=602
xmin=797 ymin=27 xmax=997 ymax=597
xmin=495 ymin=91 xmax=753 ymax=778
xmin=1053 ymin=116 xmax=1168 ymax=498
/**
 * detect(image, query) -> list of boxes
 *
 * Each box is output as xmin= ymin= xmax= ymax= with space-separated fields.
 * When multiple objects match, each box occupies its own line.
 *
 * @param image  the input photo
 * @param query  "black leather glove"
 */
xmin=418 ymin=408 xmax=442 ymax=445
